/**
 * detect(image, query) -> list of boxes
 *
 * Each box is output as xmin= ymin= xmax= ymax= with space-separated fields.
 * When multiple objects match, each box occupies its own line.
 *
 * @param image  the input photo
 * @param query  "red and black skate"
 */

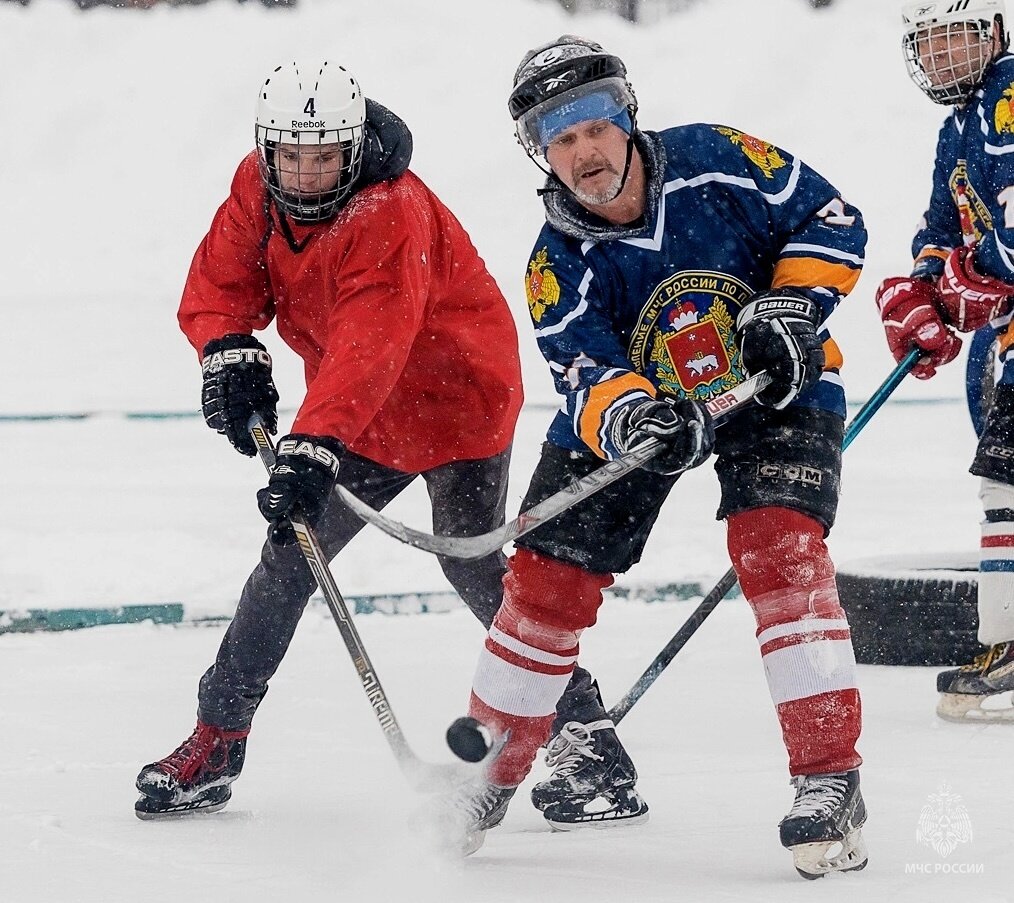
xmin=135 ymin=720 xmax=249 ymax=819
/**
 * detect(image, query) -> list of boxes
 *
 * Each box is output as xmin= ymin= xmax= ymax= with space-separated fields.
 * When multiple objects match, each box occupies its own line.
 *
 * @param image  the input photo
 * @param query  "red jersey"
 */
xmin=179 ymin=152 xmax=523 ymax=473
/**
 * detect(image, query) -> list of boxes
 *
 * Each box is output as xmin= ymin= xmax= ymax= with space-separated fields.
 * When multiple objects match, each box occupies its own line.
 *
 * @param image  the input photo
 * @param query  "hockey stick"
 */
xmin=607 ymin=347 xmax=922 ymax=724
xmin=334 ymin=371 xmax=773 ymax=560
xmin=247 ymin=416 xmax=487 ymax=792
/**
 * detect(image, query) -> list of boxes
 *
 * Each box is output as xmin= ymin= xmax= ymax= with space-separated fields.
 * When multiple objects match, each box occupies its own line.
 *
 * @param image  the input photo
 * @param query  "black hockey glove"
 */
xmin=256 ymin=434 xmax=344 ymax=545
xmin=201 ymin=334 xmax=280 ymax=457
xmin=736 ymin=289 xmax=825 ymax=410
xmin=610 ymin=397 xmax=715 ymax=476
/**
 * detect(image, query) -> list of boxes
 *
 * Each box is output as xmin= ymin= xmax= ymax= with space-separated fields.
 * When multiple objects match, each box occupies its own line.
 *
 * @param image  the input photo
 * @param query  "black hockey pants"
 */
xmin=197 ymin=446 xmax=607 ymax=732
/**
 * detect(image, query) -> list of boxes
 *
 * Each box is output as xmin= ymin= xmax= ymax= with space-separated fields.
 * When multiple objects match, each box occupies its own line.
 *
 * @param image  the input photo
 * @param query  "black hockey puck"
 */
xmin=446 ymin=716 xmax=491 ymax=763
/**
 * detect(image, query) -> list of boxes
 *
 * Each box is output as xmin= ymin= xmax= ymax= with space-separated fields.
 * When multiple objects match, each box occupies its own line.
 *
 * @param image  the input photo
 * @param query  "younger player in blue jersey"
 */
xmin=876 ymin=0 xmax=1014 ymax=723
xmin=445 ymin=36 xmax=870 ymax=879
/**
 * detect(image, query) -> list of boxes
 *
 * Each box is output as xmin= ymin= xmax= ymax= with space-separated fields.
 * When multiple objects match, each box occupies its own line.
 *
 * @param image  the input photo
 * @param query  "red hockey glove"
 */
xmin=875 ymin=277 xmax=961 ymax=380
xmin=938 ymin=245 xmax=1014 ymax=332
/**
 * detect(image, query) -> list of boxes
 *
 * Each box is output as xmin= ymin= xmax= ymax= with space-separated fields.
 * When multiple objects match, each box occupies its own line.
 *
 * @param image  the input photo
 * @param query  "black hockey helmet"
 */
xmin=508 ymin=36 xmax=637 ymax=159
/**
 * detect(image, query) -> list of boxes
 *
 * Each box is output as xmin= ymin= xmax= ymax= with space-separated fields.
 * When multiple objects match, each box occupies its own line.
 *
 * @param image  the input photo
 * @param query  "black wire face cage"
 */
xmin=903 ymin=17 xmax=1000 ymax=103
xmin=255 ymin=124 xmax=365 ymax=223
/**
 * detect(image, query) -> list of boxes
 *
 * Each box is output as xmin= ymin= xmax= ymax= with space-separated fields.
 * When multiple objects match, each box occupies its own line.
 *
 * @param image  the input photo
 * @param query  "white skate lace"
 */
xmin=786 ymin=774 xmax=850 ymax=820
xmin=544 ymin=719 xmax=611 ymax=776
xmin=451 ymin=782 xmax=502 ymax=820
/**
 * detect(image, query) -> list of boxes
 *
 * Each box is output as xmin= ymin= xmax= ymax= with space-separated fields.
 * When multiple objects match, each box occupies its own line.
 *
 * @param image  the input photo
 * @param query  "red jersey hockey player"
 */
xmin=133 ymin=57 xmax=636 ymax=825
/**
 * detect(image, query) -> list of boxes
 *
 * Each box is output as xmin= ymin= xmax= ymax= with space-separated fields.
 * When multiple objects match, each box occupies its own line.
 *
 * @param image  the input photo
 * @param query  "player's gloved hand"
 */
xmin=875 ymin=276 xmax=961 ymax=380
xmin=610 ymin=397 xmax=715 ymax=476
xmin=937 ymin=244 xmax=1014 ymax=331
xmin=735 ymin=289 xmax=825 ymax=409
xmin=256 ymin=434 xmax=343 ymax=545
xmin=201 ymin=334 xmax=279 ymax=456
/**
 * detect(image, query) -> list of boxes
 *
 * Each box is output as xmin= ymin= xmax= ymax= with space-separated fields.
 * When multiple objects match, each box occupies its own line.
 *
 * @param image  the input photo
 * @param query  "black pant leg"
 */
xmin=423 ymin=449 xmax=512 ymax=628
xmin=197 ymin=453 xmax=416 ymax=730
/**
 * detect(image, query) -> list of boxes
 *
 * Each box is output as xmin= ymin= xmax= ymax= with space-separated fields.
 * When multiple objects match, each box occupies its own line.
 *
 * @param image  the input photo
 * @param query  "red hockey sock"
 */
xmin=728 ymin=507 xmax=862 ymax=775
xmin=469 ymin=548 xmax=612 ymax=787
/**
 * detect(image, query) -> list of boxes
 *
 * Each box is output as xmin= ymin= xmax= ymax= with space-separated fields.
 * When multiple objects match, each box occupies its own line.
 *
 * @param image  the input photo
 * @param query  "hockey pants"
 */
xmin=196 ymin=447 xmax=607 ymax=732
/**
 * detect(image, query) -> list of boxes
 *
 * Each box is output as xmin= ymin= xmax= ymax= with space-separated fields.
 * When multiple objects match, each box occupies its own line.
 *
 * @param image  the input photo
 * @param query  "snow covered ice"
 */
xmin=2 ymin=0 xmax=1013 ymax=900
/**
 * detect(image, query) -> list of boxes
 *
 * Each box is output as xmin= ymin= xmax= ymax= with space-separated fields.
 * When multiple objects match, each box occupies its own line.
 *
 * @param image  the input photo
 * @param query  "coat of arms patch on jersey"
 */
xmin=525 ymin=247 xmax=561 ymax=323
xmin=995 ymin=84 xmax=1014 ymax=134
xmin=629 ymin=270 xmax=750 ymax=402
xmin=949 ymin=161 xmax=993 ymax=241
xmin=713 ymin=127 xmax=787 ymax=179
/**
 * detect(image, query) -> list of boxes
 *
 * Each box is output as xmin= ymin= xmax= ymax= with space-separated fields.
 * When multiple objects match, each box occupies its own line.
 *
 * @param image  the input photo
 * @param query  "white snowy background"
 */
xmin=2 ymin=0 xmax=1011 ymax=900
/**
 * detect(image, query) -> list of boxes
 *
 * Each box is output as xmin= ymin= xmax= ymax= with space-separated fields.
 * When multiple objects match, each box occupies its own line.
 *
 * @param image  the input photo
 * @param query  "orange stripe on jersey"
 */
xmin=915 ymin=247 xmax=950 ymax=264
xmin=999 ymin=326 xmax=1014 ymax=355
xmin=579 ymin=373 xmax=656 ymax=458
xmin=823 ymin=338 xmax=843 ymax=371
xmin=772 ymin=257 xmax=861 ymax=295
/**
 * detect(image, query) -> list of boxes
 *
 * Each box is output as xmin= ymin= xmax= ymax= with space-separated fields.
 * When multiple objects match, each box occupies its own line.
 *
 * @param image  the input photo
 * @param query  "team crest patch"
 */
xmin=629 ymin=270 xmax=751 ymax=401
xmin=949 ymin=162 xmax=992 ymax=239
xmin=996 ymin=85 xmax=1014 ymax=134
xmin=656 ymin=301 xmax=735 ymax=394
xmin=714 ymin=127 xmax=786 ymax=179
xmin=526 ymin=248 xmax=561 ymax=323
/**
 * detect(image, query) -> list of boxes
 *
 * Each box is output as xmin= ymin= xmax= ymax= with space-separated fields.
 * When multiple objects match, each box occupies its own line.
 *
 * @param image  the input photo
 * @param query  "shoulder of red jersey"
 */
xmin=338 ymin=170 xmax=431 ymax=228
xmin=224 ymin=151 xmax=269 ymax=214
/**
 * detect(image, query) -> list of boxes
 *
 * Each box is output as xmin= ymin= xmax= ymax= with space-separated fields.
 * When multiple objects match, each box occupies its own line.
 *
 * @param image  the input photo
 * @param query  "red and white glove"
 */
xmin=938 ymin=245 xmax=1014 ymax=332
xmin=875 ymin=276 xmax=961 ymax=380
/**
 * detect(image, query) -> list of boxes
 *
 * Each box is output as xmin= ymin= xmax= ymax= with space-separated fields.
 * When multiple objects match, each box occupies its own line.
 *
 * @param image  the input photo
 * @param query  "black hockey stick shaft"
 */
xmin=608 ymin=348 xmax=921 ymax=724
xmin=247 ymin=417 xmax=473 ymax=791
xmin=335 ymin=372 xmax=772 ymax=560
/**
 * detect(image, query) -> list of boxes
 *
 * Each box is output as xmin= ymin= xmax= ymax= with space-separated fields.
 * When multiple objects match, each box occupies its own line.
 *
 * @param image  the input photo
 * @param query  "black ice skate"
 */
xmin=779 ymin=769 xmax=868 ymax=879
xmin=937 ymin=642 xmax=1014 ymax=723
xmin=134 ymin=720 xmax=249 ymax=819
xmin=531 ymin=719 xmax=648 ymax=830
xmin=440 ymin=780 xmax=516 ymax=856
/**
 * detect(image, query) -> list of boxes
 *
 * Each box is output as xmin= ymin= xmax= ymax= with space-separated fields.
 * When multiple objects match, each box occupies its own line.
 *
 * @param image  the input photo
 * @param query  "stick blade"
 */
xmin=334 ymin=486 xmax=501 ymax=559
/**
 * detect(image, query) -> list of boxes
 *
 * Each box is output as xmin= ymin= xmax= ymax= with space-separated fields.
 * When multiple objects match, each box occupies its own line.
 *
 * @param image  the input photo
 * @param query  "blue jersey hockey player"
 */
xmin=876 ymin=0 xmax=1014 ymax=723
xmin=445 ymin=35 xmax=870 ymax=879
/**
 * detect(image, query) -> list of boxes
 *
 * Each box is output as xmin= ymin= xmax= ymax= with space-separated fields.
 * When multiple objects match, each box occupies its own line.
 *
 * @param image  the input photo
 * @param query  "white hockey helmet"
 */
xmin=902 ymin=0 xmax=1008 ymax=104
xmin=255 ymin=59 xmax=367 ymax=222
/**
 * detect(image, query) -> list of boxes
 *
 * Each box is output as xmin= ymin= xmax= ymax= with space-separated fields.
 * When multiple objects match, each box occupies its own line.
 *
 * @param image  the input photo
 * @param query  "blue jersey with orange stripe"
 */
xmin=910 ymin=53 xmax=1014 ymax=369
xmin=524 ymin=124 xmax=867 ymax=459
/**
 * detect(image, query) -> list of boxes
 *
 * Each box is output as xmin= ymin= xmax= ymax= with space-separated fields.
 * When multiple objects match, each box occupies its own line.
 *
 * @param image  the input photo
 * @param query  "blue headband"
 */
xmin=536 ymin=90 xmax=633 ymax=149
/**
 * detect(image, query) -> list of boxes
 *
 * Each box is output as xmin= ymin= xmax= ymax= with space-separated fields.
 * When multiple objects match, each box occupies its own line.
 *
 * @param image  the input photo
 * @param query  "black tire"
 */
xmin=836 ymin=554 xmax=982 ymax=666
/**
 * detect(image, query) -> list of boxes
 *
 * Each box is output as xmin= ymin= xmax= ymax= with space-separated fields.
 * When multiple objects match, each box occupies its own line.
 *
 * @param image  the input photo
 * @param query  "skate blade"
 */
xmin=789 ymin=829 xmax=868 ymax=880
xmin=547 ymin=810 xmax=649 ymax=832
xmin=937 ymin=691 xmax=1014 ymax=724
xmin=462 ymin=828 xmax=487 ymax=857
xmin=134 ymin=795 xmax=230 ymax=820
xmin=545 ymin=791 xmax=650 ymax=832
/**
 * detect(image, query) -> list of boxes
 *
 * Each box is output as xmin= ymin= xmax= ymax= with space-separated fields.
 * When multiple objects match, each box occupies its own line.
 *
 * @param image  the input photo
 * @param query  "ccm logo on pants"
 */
xmin=756 ymin=462 xmax=823 ymax=488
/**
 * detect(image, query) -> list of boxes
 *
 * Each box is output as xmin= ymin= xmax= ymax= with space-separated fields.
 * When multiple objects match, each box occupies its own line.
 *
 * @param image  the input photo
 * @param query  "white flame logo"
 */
xmin=916 ymin=783 xmax=973 ymax=858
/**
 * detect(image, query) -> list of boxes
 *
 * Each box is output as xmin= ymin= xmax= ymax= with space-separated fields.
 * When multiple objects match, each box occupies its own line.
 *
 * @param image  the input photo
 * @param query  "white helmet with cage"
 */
xmin=255 ymin=59 xmax=367 ymax=222
xmin=902 ymin=0 xmax=1009 ymax=104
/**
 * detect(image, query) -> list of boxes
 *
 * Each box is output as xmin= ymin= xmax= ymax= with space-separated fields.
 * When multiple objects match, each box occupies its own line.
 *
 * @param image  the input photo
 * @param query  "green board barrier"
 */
xmin=0 ymin=581 xmax=723 ymax=634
